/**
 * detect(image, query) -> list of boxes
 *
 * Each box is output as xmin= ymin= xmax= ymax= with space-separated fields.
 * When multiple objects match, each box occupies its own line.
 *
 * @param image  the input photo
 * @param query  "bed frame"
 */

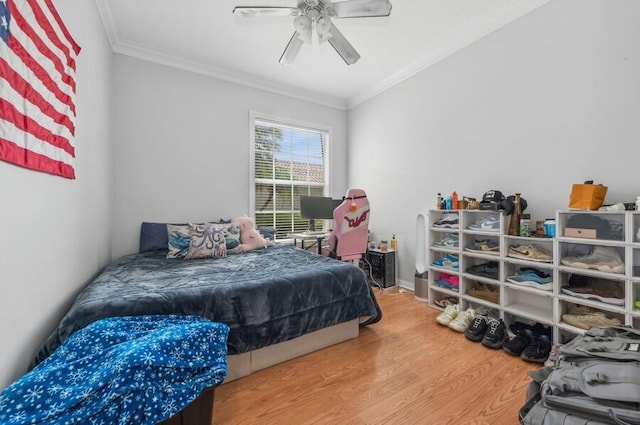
xmin=161 ymin=319 xmax=359 ymax=424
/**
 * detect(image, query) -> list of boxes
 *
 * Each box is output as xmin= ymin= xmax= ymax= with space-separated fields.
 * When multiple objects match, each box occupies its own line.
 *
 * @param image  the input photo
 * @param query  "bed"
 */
xmin=32 ymin=241 xmax=381 ymax=423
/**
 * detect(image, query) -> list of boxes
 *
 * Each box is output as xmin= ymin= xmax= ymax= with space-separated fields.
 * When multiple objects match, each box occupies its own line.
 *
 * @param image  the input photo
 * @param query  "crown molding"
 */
xmin=95 ymin=0 xmax=549 ymax=111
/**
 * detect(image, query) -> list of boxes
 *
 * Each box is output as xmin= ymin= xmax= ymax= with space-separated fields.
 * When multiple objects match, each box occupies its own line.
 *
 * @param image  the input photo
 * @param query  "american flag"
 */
xmin=0 ymin=0 xmax=80 ymax=179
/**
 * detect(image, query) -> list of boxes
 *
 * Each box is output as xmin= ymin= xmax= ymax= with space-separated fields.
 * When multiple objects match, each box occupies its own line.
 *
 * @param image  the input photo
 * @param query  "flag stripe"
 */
xmin=0 ymin=98 xmax=74 ymax=156
xmin=0 ymin=0 xmax=78 ymax=179
xmin=0 ymin=137 xmax=74 ymax=178
xmin=10 ymin=1 xmax=75 ymax=92
xmin=24 ymin=0 xmax=75 ymax=70
xmin=0 ymin=55 xmax=75 ymax=135
xmin=42 ymin=0 xmax=80 ymax=55
xmin=1 ymin=62 xmax=74 ymax=142
xmin=7 ymin=28 xmax=75 ymax=115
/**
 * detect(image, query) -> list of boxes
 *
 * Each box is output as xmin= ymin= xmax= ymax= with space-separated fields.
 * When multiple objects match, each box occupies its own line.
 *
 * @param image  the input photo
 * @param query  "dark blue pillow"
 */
xmin=139 ymin=222 xmax=170 ymax=253
xmin=258 ymin=226 xmax=276 ymax=241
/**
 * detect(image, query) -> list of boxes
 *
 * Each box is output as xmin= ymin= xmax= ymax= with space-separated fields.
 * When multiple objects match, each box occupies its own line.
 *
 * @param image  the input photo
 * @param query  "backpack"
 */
xmin=520 ymin=326 xmax=640 ymax=425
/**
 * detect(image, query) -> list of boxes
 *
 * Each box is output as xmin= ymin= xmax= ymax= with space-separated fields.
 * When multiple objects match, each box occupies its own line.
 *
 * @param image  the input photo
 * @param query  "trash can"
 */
xmin=414 ymin=271 xmax=428 ymax=302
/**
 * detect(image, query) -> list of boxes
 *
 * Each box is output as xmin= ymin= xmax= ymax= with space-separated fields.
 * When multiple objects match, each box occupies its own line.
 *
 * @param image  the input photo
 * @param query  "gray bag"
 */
xmin=520 ymin=326 xmax=640 ymax=425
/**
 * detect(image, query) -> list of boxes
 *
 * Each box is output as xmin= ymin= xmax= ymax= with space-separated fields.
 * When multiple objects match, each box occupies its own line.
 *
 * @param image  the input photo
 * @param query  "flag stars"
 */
xmin=1 ymin=15 xmax=7 ymax=30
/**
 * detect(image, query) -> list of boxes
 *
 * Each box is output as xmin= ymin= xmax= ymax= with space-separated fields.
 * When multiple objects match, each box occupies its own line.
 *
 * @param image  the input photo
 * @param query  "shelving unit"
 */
xmin=426 ymin=209 xmax=640 ymax=345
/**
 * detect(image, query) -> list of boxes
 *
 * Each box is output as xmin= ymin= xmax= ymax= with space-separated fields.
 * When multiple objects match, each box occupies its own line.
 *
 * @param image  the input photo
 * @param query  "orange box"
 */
xmin=564 ymin=227 xmax=597 ymax=239
xmin=569 ymin=183 xmax=608 ymax=210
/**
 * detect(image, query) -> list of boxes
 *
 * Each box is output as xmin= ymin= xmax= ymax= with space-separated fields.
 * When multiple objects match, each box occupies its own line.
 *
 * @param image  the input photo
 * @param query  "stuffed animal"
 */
xmin=234 ymin=216 xmax=275 ymax=252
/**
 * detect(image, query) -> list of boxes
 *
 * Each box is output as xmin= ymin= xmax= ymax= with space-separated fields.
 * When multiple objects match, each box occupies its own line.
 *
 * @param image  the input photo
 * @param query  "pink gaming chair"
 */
xmin=326 ymin=189 xmax=370 ymax=263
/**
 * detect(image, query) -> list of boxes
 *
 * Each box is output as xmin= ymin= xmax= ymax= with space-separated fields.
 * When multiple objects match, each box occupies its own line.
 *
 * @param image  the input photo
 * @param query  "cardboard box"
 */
xmin=564 ymin=227 xmax=597 ymax=239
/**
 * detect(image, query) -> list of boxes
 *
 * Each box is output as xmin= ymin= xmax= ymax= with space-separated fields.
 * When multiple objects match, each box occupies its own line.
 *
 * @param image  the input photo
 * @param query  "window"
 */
xmin=251 ymin=113 xmax=330 ymax=239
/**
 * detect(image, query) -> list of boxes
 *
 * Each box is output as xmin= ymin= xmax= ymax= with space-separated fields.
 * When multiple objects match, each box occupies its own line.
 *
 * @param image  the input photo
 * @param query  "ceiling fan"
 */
xmin=232 ymin=0 xmax=392 ymax=65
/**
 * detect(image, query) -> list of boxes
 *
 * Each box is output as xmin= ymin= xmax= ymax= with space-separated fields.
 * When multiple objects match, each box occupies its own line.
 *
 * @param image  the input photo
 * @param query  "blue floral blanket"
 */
xmin=0 ymin=315 xmax=228 ymax=425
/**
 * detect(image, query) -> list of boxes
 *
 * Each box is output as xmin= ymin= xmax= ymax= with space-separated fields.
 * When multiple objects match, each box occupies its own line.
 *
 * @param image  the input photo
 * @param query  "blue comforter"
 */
xmin=1 ymin=315 xmax=228 ymax=425
xmin=34 ymin=245 xmax=381 ymax=366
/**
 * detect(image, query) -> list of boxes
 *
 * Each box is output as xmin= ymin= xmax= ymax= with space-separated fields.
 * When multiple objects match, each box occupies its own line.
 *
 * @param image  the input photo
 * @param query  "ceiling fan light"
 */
xmin=316 ymin=16 xmax=332 ymax=35
xmin=293 ymin=14 xmax=312 ymax=34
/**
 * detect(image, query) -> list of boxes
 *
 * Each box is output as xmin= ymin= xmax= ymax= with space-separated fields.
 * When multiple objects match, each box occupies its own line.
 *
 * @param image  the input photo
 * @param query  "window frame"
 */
xmin=249 ymin=111 xmax=333 ymax=239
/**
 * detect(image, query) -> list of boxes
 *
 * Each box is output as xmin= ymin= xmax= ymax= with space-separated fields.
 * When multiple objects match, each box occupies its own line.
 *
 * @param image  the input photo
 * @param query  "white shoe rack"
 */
xmin=426 ymin=209 xmax=640 ymax=344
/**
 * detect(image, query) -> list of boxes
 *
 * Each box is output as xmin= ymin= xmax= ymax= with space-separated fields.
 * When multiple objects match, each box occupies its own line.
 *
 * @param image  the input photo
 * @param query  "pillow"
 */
xmin=184 ymin=223 xmax=227 ymax=260
xmin=166 ymin=224 xmax=191 ymax=259
xmin=257 ymin=226 xmax=276 ymax=242
xmin=141 ymin=219 xmax=236 ymax=254
xmin=140 ymin=222 xmax=170 ymax=253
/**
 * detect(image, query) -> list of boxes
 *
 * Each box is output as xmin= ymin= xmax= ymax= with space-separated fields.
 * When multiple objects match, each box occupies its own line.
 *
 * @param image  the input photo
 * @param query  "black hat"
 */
xmin=482 ymin=190 xmax=505 ymax=204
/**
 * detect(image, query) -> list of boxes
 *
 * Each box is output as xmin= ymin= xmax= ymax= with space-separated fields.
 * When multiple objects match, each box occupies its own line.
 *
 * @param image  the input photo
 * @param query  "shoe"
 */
xmin=481 ymin=318 xmax=507 ymax=349
xmin=507 ymin=245 xmax=552 ymax=263
xmin=468 ymin=214 xmax=501 ymax=232
xmin=467 ymin=283 xmax=499 ymax=304
xmin=560 ymin=275 xmax=624 ymax=306
xmin=448 ymin=308 xmax=475 ymax=332
xmin=434 ymin=296 xmax=458 ymax=308
xmin=435 ymin=273 xmax=460 ymax=291
xmin=561 ymin=306 xmax=621 ymax=330
xmin=503 ymin=329 xmax=532 ymax=356
xmin=436 ymin=304 xmax=459 ymax=325
xmin=434 ymin=234 xmax=459 ymax=248
xmin=506 ymin=267 xmax=553 ymax=291
xmin=465 ymin=315 xmax=489 ymax=342
xmin=598 ymin=202 xmax=625 ymax=212
xmin=520 ymin=335 xmax=552 ymax=363
xmin=561 ymin=246 xmax=625 ymax=274
xmin=464 ymin=239 xmax=499 ymax=255
xmin=466 ymin=261 xmax=499 ymax=279
xmin=433 ymin=213 xmax=459 ymax=229
xmin=431 ymin=254 xmax=459 ymax=270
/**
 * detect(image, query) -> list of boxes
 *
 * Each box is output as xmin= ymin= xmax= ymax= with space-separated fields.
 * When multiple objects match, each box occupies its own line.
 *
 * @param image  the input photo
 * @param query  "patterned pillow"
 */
xmin=211 ymin=222 xmax=242 ymax=255
xmin=166 ymin=224 xmax=191 ymax=259
xmin=185 ymin=223 xmax=227 ymax=260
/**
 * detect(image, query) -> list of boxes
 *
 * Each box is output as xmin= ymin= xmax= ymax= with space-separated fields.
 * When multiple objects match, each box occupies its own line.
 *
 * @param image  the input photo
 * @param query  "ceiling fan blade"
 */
xmin=279 ymin=32 xmax=305 ymax=65
xmin=232 ymin=7 xmax=301 ymax=18
xmin=327 ymin=0 xmax=392 ymax=18
xmin=326 ymin=23 xmax=360 ymax=65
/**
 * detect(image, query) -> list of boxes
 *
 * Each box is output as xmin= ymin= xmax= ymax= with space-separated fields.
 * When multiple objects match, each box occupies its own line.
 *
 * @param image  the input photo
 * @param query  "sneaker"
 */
xmin=434 ymin=296 xmax=458 ymax=308
xmin=507 ymin=245 xmax=552 ymax=263
xmin=434 ymin=234 xmax=459 ymax=248
xmin=561 ymin=306 xmax=621 ymax=330
xmin=465 ymin=315 xmax=489 ymax=342
xmin=431 ymin=253 xmax=459 ymax=270
xmin=436 ymin=304 xmax=459 ymax=325
xmin=481 ymin=318 xmax=507 ymax=349
xmin=560 ymin=246 xmax=625 ymax=274
xmin=448 ymin=307 xmax=475 ymax=332
xmin=468 ymin=214 xmax=501 ymax=232
xmin=435 ymin=273 xmax=460 ymax=291
xmin=433 ymin=213 xmax=459 ymax=229
xmin=466 ymin=261 xmax=499 ymax=280
xmin=464 ymin=239 xmax=499 ymax=255
xmin=503 ymin=329 xmax=532 ymax=356
xmin=560 ymin=275 xmax=624 ymax=306
xmin=506 ymin=267 xmax=553 ymax=291
xmin=520 ymin=335 xmax=552 ymax=363
xmin=544 ymin=343 xmax=564 ymax=368
xmin=467 ymin=283 xmax=499 ymax=304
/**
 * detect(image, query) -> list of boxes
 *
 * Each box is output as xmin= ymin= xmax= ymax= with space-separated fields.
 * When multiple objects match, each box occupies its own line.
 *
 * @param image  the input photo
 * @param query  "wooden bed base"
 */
xmin=162 ymin=319 xmax=360 ymax=424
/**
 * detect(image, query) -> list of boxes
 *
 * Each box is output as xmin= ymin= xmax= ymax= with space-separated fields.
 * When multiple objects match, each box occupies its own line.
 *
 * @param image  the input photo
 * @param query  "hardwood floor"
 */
xmin=214 ymin=288 xmax=539 ymax=424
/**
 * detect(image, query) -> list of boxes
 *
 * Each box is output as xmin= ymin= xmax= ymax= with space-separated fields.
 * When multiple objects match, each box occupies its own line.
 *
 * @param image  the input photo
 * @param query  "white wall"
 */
xmin=111 ymin=56 xmax=349 ymax=258
xmin=348 ymin=0 xmax=640 ymax=288
xmin=0 ymin=1 xmax=113 ymax=390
